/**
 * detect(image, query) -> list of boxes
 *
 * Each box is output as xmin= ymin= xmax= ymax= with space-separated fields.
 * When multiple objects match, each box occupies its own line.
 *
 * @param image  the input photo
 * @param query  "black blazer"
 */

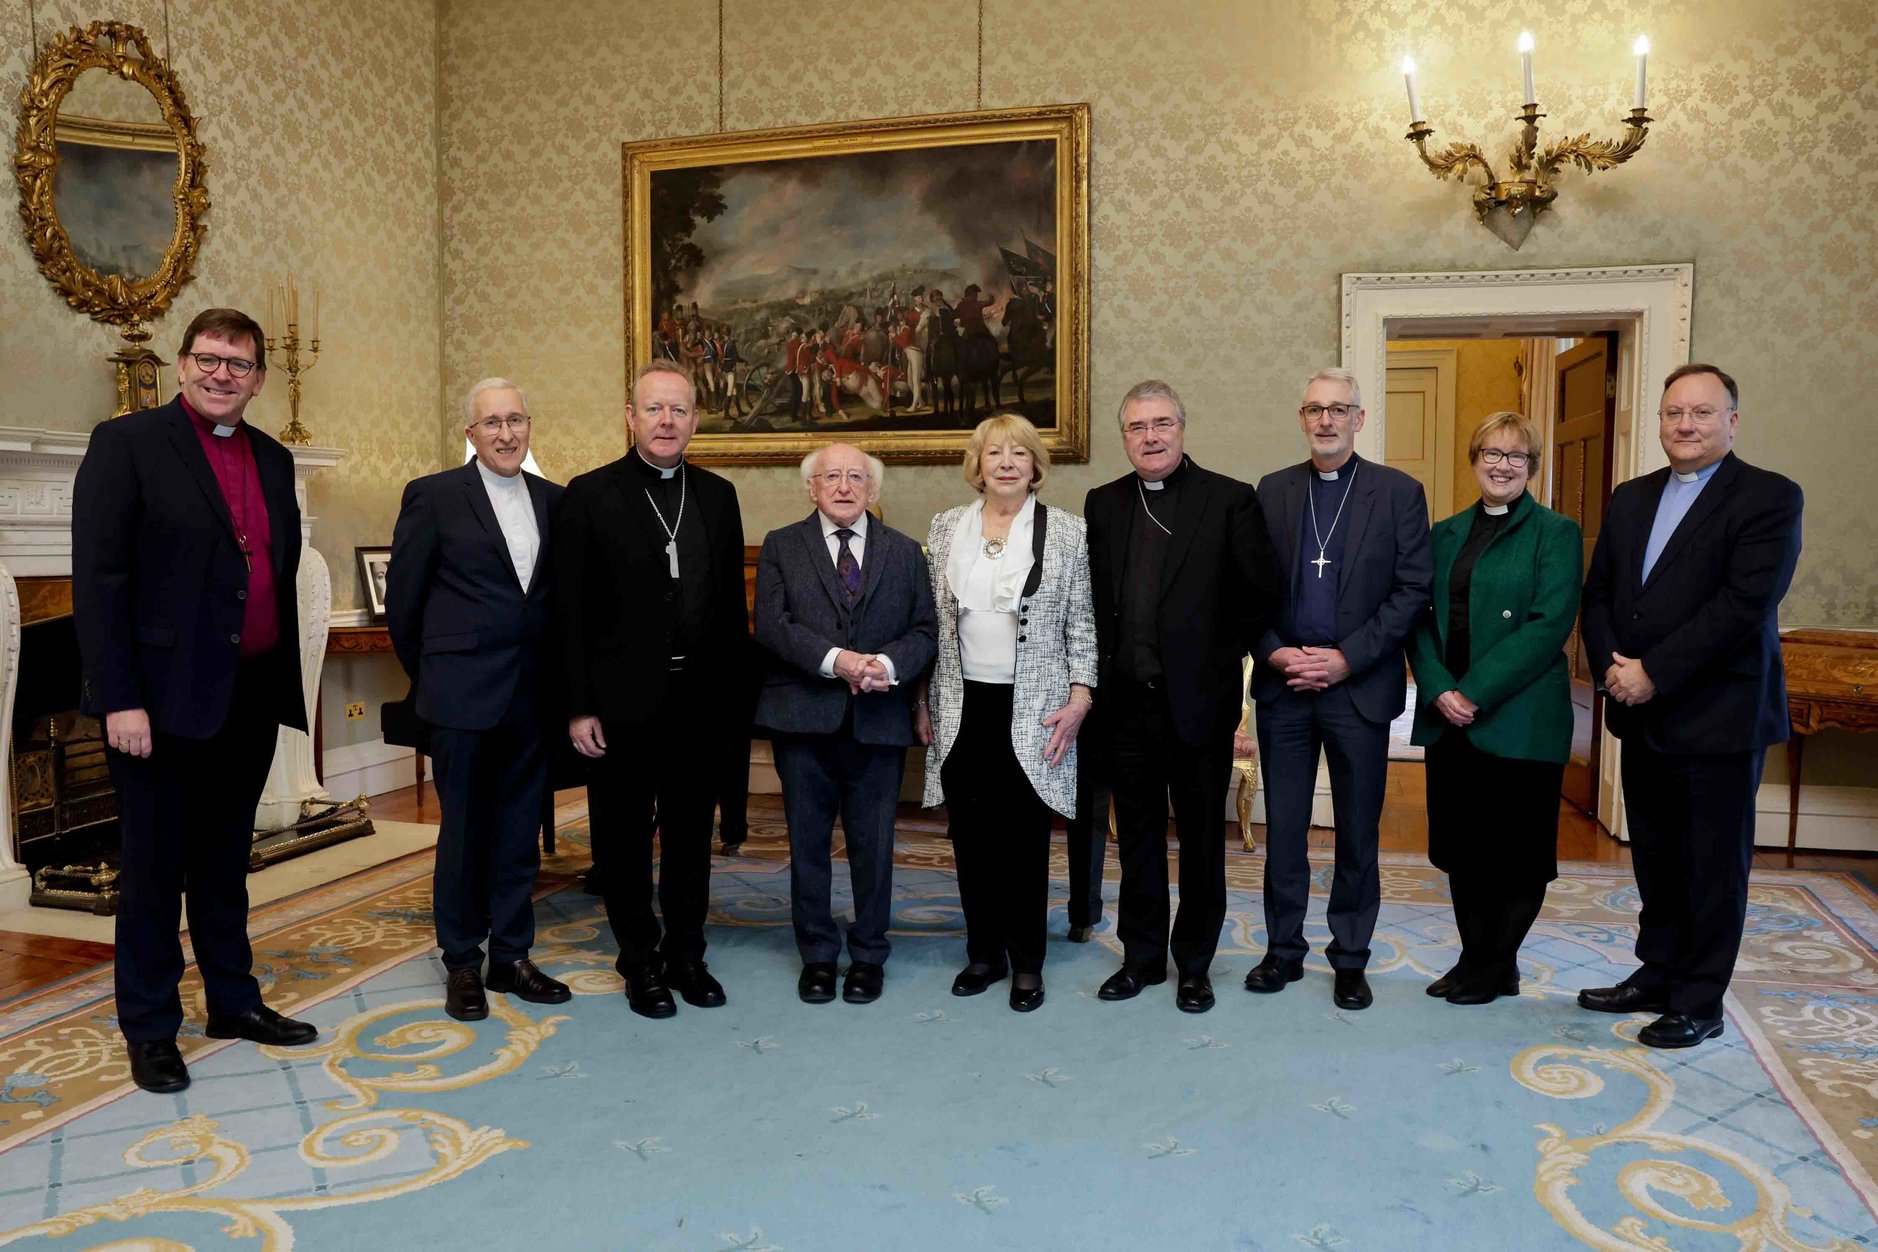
xmin=752 ymin=513 xmax=938 ymax=747
xmin=552 ymin=455 xmax=749 ymax=723
xmin=1249 ymin=454 xmax=1434 ymax=725
xmin=386 ymin=460 xmax=562 ymax=731
xmin=1084 ymin=458 xmax=1282 ymax=746
xmin=1581 ymin=453 xmax=1803 ymax=755
xmin=71 ymin=397 xmax=305 ymax=738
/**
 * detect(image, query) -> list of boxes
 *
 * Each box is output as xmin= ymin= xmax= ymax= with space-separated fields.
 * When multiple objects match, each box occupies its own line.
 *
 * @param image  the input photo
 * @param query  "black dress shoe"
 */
xmin=1444 ymin=974 xmax=1520 ymax=1006
xmin=951 ymin=962 xmax=1009 ymax=996
xmin=798 ymin=962 xmax=838 ymax=1004
xmin=1009 ymin=977 xmax=1045 ymax=1013
xmin=1067 ymin=924 xmax=1095 ymax=944
xmin=486 ymin=958 xmax=572 ymax=1005
xmin=127 ymin=1040 xmax=189 ymax=1094
xmin=445 ymin=968 xmax=489 ymax=1021
xmin=843 ymin=961 xmax=884 ymax=1004
xmin=1243 ymin=954 xmax=1304 ymax=993
xmin=622 ymin=964 xmax=677 ymax=1019
xmin=1426 ymin=964 xmax=1465 ymax=998
xmin=1097 ymin=966 xmax=1167 ymax=1001
xmin=666 ymin=960 xmax=727 ymax=1008
xmin=205 ymin=1004 xmax=318 ymax=1046
xmin=1332 ymin=969 xmax=1373 ymax=1010
xmin=1576 ymin=981 xmax=1670 ymax=1015
xmin=1176 ymin=975 xmax=1215 ymax=1014
xmin=719 ymin=839 xmax=746 ymax=857
xmin=1638 ymin=1013 xmax=1725 ymax=1049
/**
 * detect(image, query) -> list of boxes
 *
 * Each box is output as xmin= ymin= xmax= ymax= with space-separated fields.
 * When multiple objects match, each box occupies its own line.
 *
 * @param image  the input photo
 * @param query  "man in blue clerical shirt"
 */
xmin=1578 ymin=363 xmax=1803 ymax=1049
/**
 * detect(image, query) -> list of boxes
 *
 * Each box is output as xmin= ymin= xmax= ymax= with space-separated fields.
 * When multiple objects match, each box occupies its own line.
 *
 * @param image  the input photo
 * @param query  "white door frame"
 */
xmin=1339 ymin=264 xmax=1694 ymax=839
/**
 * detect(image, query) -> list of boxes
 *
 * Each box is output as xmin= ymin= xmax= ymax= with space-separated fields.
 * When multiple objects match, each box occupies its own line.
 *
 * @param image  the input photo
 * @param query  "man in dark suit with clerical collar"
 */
xmin=1577 ymin=363 xmax=1803 ymax=1049
xmin=1246 ymin=367 xmax=1433 ymax=1012
xmin=1083 ymin=379 xmax=1282 ymax=1013
xmin=72 ymin=307 xmax=320 ymax=1094
xmin=555 ymin=360 xmax=752 ymax=1019
xmin=387 ymin=377 xmax=571 ymax=1023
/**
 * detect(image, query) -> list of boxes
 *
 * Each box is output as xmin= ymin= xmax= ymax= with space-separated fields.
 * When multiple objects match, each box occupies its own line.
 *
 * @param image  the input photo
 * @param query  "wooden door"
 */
xmin=1551 ymin=337 xmax=1616 ymax=815
xmin=1384 ymin=348 xmax=1457 ymax=522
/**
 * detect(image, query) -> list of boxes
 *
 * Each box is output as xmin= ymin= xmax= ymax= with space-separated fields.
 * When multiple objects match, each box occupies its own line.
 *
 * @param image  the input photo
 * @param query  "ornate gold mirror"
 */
xmin=14 ymin=20 xmax=208 ymax=415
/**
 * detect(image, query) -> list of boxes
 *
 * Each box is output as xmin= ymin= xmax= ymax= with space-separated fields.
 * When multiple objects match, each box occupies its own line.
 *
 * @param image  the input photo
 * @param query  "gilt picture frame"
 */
xmin=623 ymin=104 xmax=1089 ymax=465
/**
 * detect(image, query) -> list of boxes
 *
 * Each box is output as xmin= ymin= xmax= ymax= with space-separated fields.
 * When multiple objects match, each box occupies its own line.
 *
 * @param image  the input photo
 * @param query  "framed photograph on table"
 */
xmin=623 ymin=104 xmax=1090 ymax=464
xmin=356 ymin=546 xmax=392 ymax=619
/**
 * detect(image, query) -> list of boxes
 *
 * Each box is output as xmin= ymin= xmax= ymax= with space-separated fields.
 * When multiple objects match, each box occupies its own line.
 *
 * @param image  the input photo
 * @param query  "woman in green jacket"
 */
xmin=1407 ymin=411 xmax=1583 ymax=1005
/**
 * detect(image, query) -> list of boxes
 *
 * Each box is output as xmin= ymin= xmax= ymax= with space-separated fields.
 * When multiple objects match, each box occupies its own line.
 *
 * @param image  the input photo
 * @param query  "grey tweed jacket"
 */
xmin=922 ymin=500 xmax=1097 ymax=818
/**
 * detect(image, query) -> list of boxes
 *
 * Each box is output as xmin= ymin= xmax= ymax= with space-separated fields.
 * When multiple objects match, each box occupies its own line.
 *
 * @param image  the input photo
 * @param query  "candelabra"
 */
xmin=1401 ymin=36 xmax=1654 ymax=250
xmin=265 ymin=277 xmax=321 ymax=445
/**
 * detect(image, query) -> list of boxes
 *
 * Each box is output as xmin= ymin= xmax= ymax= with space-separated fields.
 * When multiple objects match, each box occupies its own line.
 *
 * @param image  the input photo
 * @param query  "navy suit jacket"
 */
xmin=72 ymin=397 xmax=306 ymax=738
xmin=1581 ymin=452 xmax=1802 ymax=755
xmin=752 ymin=513 xmax=937 ymax=746
xmin=1083 ymin=458 xmax=1282 ymax=746
xmin=1250 ymin=454 xmax=1433 ymax=725
xmin=386 ymin=460 xmax=562 ymax=731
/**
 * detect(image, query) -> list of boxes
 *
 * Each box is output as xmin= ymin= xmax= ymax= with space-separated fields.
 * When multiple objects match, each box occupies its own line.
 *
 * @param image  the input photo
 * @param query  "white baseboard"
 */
xmin=328 ymin=608 xmax=374 ymax=628
xmin=322 ymin=736 xmax=426 ymax=801
xmin=1755 ymin=783 xmax=1878 ymax=853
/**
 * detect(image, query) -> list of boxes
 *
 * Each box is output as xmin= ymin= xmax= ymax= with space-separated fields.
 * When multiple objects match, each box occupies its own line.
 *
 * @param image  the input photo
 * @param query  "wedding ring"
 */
xmin=117 ymin=738 xmax=129 ymax=750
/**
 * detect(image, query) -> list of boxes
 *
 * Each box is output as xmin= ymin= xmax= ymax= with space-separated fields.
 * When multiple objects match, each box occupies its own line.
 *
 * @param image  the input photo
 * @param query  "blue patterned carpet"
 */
xmin=3 ymin=839 xmax=1877 ymax=1250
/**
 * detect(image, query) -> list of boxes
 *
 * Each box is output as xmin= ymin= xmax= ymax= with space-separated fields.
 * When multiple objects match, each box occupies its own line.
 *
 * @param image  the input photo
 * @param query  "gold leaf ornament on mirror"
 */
xmin=13 ymin=20 xmax=209 ymax=416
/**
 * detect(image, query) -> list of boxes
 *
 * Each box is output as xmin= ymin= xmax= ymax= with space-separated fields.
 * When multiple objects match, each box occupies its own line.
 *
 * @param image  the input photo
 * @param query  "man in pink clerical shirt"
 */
xmin=72 ymin=308 xmax=320 ymax=1095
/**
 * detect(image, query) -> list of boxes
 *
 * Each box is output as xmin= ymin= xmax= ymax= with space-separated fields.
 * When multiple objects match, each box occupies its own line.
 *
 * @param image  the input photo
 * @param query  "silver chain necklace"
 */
xmin=1306 ymin=462 xmax=1357 ymax=579
xmin=1136 ymin=479 xmax=1173 ymax=535
xmin=643 ymin=464 xmax=687 ymax=578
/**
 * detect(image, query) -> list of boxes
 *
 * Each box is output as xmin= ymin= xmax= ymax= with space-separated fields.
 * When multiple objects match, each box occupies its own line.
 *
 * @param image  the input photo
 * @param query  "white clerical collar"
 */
xmin=212 ymin=423 xmax=238 ymax=438
xmin=1316 ymin=469 xmax=1339 ymax=481
xmin=476 ymin=458 xmax=524 ymax=489
xmin=1483 ymin=502 xmax=1509 ymax=515
xmin=821 ymin=511 xmax=868 ymax=537
xmin=1141 ymin=477 xmax=1166 ymax=492
xmin=635 ymin=448 xmax=681 ymax=479
xmin=1674 ymin=470 xmax=1700 ymax=484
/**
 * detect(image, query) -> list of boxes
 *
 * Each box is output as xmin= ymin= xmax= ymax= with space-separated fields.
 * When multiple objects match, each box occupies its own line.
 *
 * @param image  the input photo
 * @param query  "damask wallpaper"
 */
xmin=438 ymin=0 xmax=1876 ymax=629
xmin=5 ymin=0 xmax=1871 ymax=625
xmin=0 ymin=0 xmax=440 ymax=611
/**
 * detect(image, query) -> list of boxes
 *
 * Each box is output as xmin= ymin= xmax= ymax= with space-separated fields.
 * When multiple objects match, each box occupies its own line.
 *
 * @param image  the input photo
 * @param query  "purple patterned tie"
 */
xmin=834 ymin=528 xmax=861 ymax=603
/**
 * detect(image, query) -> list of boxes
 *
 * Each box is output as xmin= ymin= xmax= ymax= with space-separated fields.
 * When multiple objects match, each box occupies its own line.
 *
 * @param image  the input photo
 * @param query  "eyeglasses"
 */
xmin=1477 ymin=448 xmax=1531 ymax=467
xmin=187 ymin=352 xmax=257 ymax=378
xmin=1121 ymin=417 xmax=1180 ymax=438
xmin=1660 ymin=406 xmax=1733 ymax=423
xmin=1300 ymin=404 xmax=1356 ymax=421
xmin=818 ymin=470 xmax=871 ymax=486
xmin=474 ymin=415 xmax=531 ymax=434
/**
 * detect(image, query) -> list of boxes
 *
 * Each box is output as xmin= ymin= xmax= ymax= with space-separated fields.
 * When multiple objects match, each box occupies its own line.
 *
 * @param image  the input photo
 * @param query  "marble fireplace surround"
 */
xmin=0 ymin=426 xmax=345 ymax=910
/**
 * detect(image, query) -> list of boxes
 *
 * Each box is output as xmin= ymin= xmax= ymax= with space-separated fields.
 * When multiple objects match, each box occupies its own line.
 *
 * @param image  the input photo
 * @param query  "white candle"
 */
xmin=1633 ymin=35 xmax=1650 ymax=110
xmin=1402 ymin=56 xmax=1423 ymax=123
xmin=1518 ymin=32 xmax=1536 ymax=105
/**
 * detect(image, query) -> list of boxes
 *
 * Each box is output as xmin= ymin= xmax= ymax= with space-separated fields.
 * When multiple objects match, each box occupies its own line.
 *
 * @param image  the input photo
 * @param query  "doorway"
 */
xmin=1347 ymin=262 xmax=1696 ymax=841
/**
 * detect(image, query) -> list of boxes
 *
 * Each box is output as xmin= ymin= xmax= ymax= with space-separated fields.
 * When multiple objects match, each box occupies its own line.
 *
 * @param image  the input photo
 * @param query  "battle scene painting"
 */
xmin=624 ymin=107 xmax=1088 ymax=464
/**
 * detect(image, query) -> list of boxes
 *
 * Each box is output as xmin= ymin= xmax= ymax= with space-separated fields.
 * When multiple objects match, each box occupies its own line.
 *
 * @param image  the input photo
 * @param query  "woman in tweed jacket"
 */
xmin=916 ymin=413 xmax=1097 ymax=1011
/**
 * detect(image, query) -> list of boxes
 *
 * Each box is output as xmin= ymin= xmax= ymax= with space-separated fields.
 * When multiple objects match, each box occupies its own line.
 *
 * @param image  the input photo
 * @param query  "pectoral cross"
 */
xmin=665 ymin=540 xmax=679 ymax=578
xmin=1311 ymin=551 xmax=1331 ymax=578
xmin=236 ymin=531 xmax=252 ymax=574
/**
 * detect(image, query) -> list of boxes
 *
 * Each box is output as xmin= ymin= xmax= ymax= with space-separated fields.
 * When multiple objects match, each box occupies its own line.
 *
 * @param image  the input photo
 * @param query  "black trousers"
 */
xmin=941 ymin=682 xmax=1055 ymax=975
xmin=428 ymin=684 xmax=547 ymax=973
xmin=1446 ymin=873 xmax=1546 ymax=987
xmin=1621 ymin=741 xmax=1765 ymax=1018
xmin=1064 ymin=767 xmax=1110 ymax=929
xmin=589 ymin=670 xmax=721 ymax=972
xmin=1256 ymin=684 xmax=1388 ymax=970
xmin=1108 ymin=680 xmax=1234 ymax=979
xmin=107 ymin=657 xmax=278 ymax=1043
xmin=773 ymin=729 xmax=905 ymax=966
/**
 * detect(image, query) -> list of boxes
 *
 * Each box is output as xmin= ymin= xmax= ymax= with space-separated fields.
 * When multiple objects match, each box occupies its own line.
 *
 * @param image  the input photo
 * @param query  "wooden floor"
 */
xmin=4 ymin=761 xmax=1870 ymax=1002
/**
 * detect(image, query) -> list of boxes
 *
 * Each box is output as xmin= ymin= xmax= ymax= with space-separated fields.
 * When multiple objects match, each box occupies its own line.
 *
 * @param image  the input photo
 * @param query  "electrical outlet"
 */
xmin=344 ymin=701 xmax=366 ymax=721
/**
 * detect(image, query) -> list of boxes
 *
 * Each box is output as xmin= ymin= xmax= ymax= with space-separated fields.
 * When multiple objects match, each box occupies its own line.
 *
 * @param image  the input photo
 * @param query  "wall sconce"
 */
xmin=1400 ymin=35 xmax=1653 ymax=250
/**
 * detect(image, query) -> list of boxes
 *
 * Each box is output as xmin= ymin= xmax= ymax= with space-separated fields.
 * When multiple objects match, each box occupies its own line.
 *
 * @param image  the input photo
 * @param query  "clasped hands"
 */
xmin=834 ymin=648 xmax=892 ymax=694
xmin=1269 ymin=645 xmax=1351 ymax=692
xmin=1604 ymin=652 xmax=1656 ymax=706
